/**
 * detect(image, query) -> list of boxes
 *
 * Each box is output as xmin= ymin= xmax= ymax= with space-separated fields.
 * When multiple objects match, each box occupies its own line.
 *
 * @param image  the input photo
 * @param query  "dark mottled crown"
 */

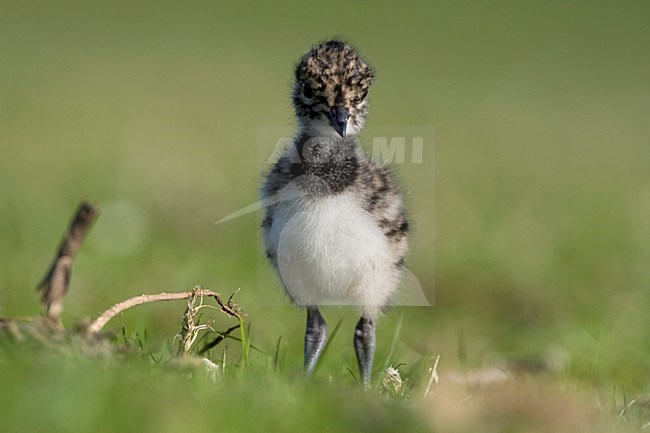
xmin=293 ymin=40 xmax=374 ymax=135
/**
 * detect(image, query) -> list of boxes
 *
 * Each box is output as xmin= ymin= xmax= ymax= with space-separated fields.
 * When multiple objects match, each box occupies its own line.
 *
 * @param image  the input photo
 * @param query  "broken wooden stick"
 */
xmin=86 ymin=287 xmax=241 ymax=335
xmin=36 ymin=200 xmax=99 ymax=320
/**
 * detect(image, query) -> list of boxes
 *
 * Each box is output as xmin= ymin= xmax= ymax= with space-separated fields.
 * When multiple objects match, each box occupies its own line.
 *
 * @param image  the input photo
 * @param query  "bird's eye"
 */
xmin=301 ymin=82 xmax=313 ymax=98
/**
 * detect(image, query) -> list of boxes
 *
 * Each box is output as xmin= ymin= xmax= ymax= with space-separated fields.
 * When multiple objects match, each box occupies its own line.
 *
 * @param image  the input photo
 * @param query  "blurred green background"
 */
xmin=1 ymin=0 xmax=649 ymax=431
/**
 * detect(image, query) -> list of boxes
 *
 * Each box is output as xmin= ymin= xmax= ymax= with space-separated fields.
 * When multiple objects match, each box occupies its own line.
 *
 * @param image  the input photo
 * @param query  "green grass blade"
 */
xmin=273 ymin=335 xmax=283 ymax=371
xmin=224 ymin=334 xmax=267 ymax=356
xmin=346 ymin=367 xmax=360 ymax=387
xmin=382 ymin=309 xmax=404 ymax=371
xmin=237 ymin=316 xmax=249 ymax=367
xmin=312 ymin=318 xmax=343 ymax=375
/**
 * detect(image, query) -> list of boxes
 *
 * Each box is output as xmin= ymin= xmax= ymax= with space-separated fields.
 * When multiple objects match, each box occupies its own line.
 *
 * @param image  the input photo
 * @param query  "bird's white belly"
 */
xmin=268 ymin=191 xmax=397 ymax=314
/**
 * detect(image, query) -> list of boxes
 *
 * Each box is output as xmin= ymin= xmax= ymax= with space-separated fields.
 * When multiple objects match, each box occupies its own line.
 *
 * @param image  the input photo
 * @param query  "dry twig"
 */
xmin=198 ymin=324 xmax=241 ymax=355
xmin=86 ymin=287 xmax=240 ymax=335
xmin=176 ymin=290 xmax=218 ymax=356
xmin=36 ymin=200 xmax=99 ymax=320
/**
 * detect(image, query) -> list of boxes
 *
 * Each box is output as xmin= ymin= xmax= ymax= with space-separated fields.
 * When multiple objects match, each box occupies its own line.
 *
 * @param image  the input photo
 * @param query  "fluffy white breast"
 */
xmin=266 ymin=189 xmax=399 ymax=317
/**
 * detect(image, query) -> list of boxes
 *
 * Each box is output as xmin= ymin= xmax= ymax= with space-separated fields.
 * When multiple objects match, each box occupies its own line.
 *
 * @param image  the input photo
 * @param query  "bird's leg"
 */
xmin=354 ymin=316 xmax=376 ymax=388
xmin=304 ymin=306 xmax=327 ymax=374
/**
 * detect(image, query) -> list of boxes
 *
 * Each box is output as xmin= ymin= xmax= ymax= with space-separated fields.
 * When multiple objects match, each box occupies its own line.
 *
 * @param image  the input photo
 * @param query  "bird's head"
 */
xmin=293 ymin=40 xmax=374 ymax=138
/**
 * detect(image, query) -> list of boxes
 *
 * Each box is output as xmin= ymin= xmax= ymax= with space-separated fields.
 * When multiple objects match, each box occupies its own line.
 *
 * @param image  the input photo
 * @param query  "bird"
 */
xmin=261 ymin=40 xmax=409 ymax=387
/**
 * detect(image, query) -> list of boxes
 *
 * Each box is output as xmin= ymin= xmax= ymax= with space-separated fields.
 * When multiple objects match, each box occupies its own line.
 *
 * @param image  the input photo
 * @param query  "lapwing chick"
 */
xmin=261 ymin=40 xmax=409 ymax=387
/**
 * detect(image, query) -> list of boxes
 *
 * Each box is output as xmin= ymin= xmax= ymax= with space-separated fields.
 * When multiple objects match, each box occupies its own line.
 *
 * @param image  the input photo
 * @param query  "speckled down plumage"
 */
xmin=261 ymin=40 xmax=409 ymax=319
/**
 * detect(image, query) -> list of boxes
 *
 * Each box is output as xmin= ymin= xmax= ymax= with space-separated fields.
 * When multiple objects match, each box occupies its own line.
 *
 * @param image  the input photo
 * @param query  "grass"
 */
xmin=1 ymin=308 xmax=646 ymax=433
xmin=1 ymin=0 xmax=650 ymax=431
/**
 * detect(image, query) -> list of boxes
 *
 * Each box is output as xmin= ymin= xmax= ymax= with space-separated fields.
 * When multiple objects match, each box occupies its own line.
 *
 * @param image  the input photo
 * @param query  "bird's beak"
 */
xmin=327 ymin=104 xmax=349 ymax=138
